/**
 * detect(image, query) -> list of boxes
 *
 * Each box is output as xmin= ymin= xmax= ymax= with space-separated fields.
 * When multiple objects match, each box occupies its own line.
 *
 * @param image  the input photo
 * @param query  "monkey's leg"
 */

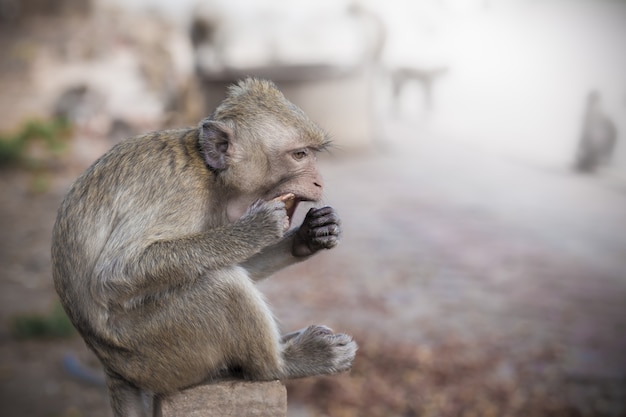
xmin=106 ymin=373 xmax=149 ymax=417
xmin=239 ymin=326 xmax=356 ymax=380
xmin=225 ymin=280 xmax=356 ymax=380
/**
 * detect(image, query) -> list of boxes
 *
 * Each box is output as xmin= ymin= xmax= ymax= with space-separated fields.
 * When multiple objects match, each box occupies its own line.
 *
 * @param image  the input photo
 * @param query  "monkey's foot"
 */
xmin=282 ymin=325 xmax=357 ymax=378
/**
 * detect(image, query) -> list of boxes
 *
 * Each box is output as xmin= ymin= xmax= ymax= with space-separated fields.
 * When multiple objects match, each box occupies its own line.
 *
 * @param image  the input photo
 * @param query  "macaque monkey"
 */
xmin=52 ymin=78 xmax=357 ymax=417
xmin=574 ymin=90 xmax=618 ymax=173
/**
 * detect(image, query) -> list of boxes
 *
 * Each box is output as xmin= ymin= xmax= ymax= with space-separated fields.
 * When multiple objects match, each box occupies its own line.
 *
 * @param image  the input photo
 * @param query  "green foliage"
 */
xmin=10 ymin=302 xmax=76 ymax=340
xmin=0 ymin=117 xmax=70 ymax=167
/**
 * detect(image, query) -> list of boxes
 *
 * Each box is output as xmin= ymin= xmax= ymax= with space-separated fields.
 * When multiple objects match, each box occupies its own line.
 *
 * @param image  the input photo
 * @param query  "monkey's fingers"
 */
xmin=309 ymin=233 xmax=340 ymax=250
xmin=309 ymin=224 xmax=341 ymax=237
xmin=306 ymin=206 xmax=334 ymax=217
xmin=271 ymin=193 xmax=296 ymax=230
xmin=305 ymin=210 xmax=341 ymax=229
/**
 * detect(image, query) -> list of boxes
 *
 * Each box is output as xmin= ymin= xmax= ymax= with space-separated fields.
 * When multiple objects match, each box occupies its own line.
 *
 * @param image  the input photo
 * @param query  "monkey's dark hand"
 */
xmin=292 ymin=206 xmax=341 ymax=257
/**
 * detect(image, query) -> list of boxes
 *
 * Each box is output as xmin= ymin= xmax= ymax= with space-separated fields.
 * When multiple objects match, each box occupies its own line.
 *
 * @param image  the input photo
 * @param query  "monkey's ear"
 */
xmin=199 ymin=120 xmax=232 ymax=171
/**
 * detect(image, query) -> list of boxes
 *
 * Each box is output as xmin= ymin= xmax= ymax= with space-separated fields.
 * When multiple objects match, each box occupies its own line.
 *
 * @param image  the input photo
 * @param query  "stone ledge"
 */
xmin=160 ymin=380 xmax=287 ymax=417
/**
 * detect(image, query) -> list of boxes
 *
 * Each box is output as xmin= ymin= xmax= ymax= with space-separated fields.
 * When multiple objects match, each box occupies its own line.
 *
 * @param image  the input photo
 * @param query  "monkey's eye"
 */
xmin=292 ymin=149 xmax=309 ymax=161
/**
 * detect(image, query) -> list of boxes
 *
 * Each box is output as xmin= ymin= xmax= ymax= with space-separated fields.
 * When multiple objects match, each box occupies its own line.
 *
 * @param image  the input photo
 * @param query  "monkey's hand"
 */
xmin=292 ymin=206 xmax=341 ymax=257
xmin=239 ymin=199 xmax=289 ymax=246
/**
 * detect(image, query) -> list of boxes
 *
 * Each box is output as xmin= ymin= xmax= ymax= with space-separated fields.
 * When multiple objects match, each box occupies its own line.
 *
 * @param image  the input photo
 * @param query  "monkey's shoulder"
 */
xmin=60 ymin=127 xmax=213 ymax=226
xmin=106 ymin=127 xmax=199 ymax=166
xmin=80 ymin=127 xmax=205 ymax=186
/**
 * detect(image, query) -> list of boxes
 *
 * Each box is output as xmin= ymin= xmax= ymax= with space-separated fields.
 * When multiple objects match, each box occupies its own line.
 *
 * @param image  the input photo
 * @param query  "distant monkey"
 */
xmin=52 ymin=78 xmax=356 ymax=417
xmin=574 ymin=90 xmax=618 ymax=172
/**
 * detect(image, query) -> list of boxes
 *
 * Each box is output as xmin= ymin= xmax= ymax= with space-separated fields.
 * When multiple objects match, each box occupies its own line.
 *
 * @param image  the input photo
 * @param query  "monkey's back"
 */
xmin=51 ymin=128 xmax=213 ymax=342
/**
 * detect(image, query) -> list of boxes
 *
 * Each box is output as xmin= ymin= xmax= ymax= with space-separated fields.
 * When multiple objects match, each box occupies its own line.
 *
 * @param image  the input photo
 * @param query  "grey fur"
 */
xmin=52 ymin=78 xmax=356 ymax=417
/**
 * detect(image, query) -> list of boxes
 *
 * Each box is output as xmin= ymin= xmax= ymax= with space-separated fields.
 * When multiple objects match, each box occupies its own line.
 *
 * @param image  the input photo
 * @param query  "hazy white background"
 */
xmin=102 ymin=0 xmax=626 ymax=174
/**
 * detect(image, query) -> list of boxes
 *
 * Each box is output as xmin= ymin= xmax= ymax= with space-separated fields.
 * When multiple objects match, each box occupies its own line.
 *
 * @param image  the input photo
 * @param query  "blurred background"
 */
xmin=0 ymin=0 xmax=625 ymax=416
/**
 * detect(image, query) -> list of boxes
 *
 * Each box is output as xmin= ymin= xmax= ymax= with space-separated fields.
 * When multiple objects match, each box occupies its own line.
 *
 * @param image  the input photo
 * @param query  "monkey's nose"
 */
xmin=313 ymin=173 xmax=324 ymax=190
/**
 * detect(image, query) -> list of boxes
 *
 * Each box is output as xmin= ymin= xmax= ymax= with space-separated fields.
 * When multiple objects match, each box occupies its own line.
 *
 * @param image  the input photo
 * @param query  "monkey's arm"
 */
xmin=242 ymin=206 xmax=341 ymax=281
xmin=242 ymin=230 xmax=304 ymax=281
xmin=96 ymin=200 xmax=286 ymax=301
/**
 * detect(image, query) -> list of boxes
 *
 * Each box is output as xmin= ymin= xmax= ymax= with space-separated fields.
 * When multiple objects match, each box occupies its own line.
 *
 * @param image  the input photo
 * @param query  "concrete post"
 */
xmin=159 ymin=380 xmax=287 ymax=417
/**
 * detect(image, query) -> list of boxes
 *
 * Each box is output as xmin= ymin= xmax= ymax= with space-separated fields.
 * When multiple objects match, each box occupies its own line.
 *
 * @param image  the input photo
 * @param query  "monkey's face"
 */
xmin=269 ymin=146 xmax=324 ymax=218
xmin=212 ymin=127 xmax=326 ymax=225
xmin=258 ymin=120 xmax=329 ymax=216
xmin=239 ymin=136 xmax=325 ymax=227
xmin=198 ymin=78 xmax=330 ymax=224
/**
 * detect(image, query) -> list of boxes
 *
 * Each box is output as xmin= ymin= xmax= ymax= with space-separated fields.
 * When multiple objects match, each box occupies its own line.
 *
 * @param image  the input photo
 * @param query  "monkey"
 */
xmin=574 ymin=90 xmax=618 ymax=173
xmin=51 ymin=78 xmax=357 ymax=417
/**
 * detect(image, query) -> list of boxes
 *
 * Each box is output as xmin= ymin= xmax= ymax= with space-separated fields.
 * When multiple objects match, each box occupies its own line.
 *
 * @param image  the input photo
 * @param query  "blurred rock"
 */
xmin=191 ymin=1 xmax=383 ymax=149
xmin=0 ymin=0 xmax=91 ymax=22
xmin=53 ymin=84 xmax=105 ymax=126
xmin=108 ymin=118 xmax=137 ymax=144
xmin=0 ymin=3 xmax=201 ymax=143
xmin=35 ymin=8 xmax=200 ymax=137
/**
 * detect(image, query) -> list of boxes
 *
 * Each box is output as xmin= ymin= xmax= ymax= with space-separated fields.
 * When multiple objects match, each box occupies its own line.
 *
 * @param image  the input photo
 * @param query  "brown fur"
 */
xmin=52 ymin=78 xmax=356 ymax=417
